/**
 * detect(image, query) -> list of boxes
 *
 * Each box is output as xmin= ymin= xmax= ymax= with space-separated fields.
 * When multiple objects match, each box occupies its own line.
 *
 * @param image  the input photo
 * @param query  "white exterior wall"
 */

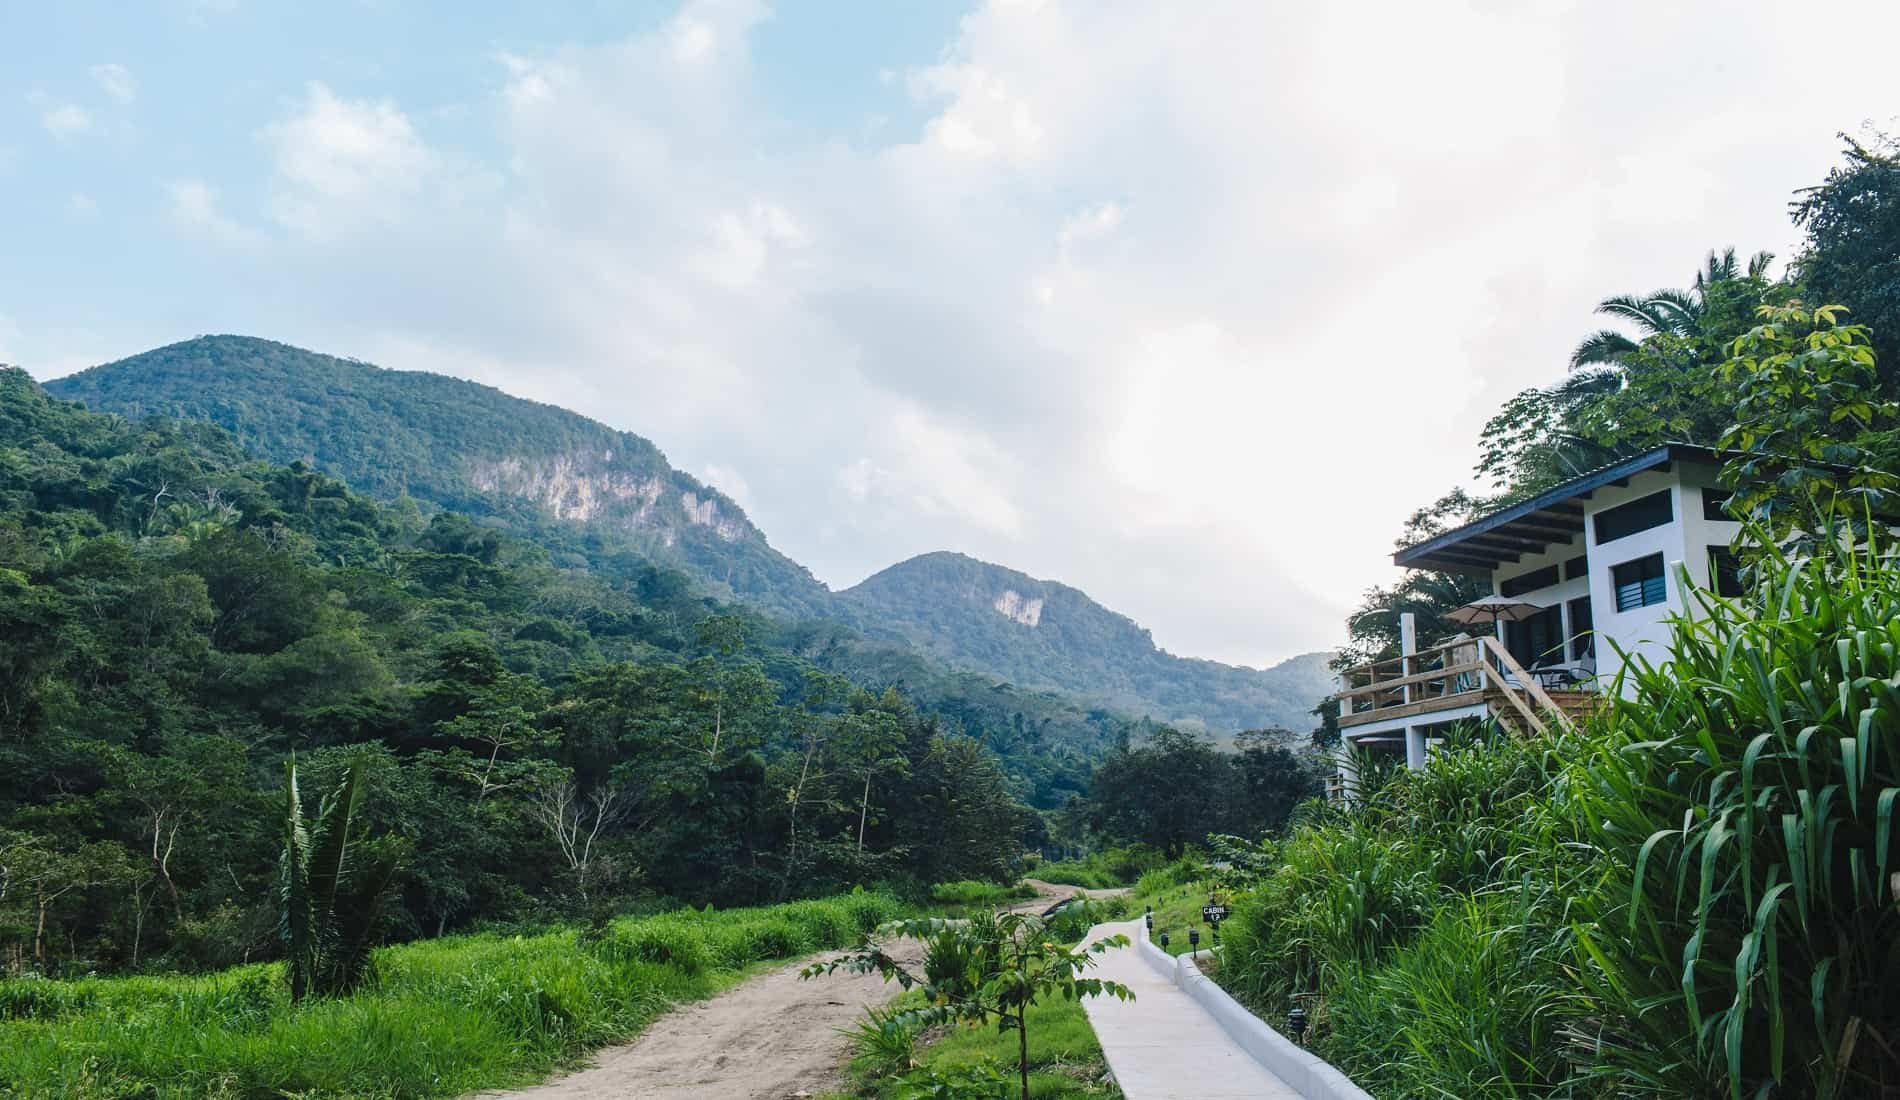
xmin=1488 ymin=462 xmax=1742 ymax=689
xmin=1579 ymin=470 xmax=1688 ymax=686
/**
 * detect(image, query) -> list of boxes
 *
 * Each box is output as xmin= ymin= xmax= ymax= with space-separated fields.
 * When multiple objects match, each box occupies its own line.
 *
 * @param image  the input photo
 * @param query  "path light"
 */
xmin=1145 ymin=912 xmax=1153 ymax=933
xmin=1188 ymin=929 xmax=1200 ymax=953
xmin=1287 ymin=1004 xmax=1308 ymax=1045
xmin=1159 ymin=932 xmax=1169 ymax=951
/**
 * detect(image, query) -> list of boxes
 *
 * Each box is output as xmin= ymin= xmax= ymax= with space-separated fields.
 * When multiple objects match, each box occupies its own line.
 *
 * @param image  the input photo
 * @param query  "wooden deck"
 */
xmin=1336 ymin=635 xmax=1600 ymax=736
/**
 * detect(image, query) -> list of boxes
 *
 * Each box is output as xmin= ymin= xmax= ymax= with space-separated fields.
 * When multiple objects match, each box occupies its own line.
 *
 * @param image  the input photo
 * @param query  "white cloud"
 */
xmin=165 ymin=179 xmax=262 ymax=248
xmin=39 ymin=101 xmax=91 ymax=139
xmin=90 ymin=63 xmax=136 ymax=104
xmin=261 ymin=82 xmax=436 ymax=241
xmin=66 ymin=193 xmax=98 ymax=220
xmin=150 ymin=0 xmax=1900 ymax=666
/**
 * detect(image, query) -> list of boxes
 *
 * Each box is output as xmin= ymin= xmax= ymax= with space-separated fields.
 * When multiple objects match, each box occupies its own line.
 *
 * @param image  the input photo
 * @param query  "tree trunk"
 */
xmin=34 ymin=893 xmax=48 ymax=969
xmin=1017 ymin=1007 xmax=1031 ymax=1100
xmin=857 ymin=770 xmax=872 ymax=853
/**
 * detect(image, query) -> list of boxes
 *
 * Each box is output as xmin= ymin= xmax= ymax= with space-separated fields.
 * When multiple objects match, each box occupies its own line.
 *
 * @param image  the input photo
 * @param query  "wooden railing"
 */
xmin=1335 ymin=635 xmax=1575 ymax=735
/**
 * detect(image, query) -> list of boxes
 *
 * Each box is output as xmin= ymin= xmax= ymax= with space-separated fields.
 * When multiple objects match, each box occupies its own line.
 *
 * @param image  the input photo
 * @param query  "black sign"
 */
xmin=1201 ymin=904 xmax=1229 ymax=924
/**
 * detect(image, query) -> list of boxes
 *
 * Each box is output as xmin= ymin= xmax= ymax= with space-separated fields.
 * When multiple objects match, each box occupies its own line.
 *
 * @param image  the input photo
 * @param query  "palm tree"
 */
xmin=280 ymin=754 xmax=405 ymax=1001
xmin=1569 ymin=248 xmax=1774 ymax=370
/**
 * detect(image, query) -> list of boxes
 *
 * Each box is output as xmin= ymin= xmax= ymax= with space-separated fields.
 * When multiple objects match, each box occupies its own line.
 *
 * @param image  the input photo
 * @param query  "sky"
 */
xmin=3 ymin=1 xmax=1898 ymax=669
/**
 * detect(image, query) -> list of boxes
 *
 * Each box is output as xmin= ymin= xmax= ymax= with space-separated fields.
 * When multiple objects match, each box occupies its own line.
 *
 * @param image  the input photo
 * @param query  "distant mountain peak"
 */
xmin=841 ymin=550 xmax=1331 ymax=732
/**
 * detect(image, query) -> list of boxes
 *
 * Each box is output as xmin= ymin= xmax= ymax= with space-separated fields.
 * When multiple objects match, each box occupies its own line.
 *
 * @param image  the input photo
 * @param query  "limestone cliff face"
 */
xmin=993 ymin=589 xmax=1045 ymax=627
xmin=469 ymin=454 xmax=667 ymax=524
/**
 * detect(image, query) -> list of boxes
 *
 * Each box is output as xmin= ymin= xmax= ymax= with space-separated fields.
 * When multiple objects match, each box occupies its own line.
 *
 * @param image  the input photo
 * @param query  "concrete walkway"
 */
xmin=1080 ymin=919 xmax=1301 ymax=1099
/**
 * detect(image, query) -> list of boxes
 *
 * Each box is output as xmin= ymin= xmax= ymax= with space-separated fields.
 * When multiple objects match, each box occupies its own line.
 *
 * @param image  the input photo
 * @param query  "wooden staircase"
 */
xmin=1489 ymin=685 xmax=1604 ymax=734
xmin=1473 ymin=637 xmax=1603 ymax=737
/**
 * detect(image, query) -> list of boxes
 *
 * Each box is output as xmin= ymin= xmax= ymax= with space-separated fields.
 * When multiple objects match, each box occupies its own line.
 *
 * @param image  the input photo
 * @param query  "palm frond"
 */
xmin=1643 ymin=289 xmax=1700 ymax=330
xmin=1570 ymin=329 xmax=1639 ymax=369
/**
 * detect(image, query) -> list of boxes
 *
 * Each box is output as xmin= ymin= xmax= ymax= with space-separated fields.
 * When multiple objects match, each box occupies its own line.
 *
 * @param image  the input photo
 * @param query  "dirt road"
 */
xmin=484 ymin=882 xmax=1101 ymax=1100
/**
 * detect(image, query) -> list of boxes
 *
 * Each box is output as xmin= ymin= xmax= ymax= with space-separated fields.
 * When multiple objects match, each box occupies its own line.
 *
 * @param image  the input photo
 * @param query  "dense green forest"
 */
xmin=46 ymin=338 xmax=1332 ymax=734
xmin=0 ymin=372 xmax=1133 ymax=975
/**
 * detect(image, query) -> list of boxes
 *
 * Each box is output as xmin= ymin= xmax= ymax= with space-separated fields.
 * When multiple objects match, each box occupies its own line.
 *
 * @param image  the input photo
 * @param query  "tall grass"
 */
xmin=1216 ymin=725 xmax=1594 ymax=1097
xmin=0 ymin=891 xmax=906 ymax=1099
xmin=1574 ymin=535 xmax=1900 ymax=1097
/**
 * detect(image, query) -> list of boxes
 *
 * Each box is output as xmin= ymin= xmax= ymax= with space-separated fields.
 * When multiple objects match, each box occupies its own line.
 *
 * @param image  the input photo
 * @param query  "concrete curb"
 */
xmin=1136 ymin=925 xmax=1374 ymax=1100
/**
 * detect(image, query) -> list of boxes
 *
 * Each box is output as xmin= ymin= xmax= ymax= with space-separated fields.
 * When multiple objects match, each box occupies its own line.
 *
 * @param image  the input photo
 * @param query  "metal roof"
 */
xmin=1393 ymin=444 xmax=1722 ymax=576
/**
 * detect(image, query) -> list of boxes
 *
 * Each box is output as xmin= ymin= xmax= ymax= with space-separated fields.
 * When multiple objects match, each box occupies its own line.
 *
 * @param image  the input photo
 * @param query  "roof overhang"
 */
xmin=1394 ymin=444 xmax=1722 ymax=576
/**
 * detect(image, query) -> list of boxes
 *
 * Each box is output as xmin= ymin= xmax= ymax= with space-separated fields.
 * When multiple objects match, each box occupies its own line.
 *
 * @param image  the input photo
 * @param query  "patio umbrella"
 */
xmin=1444 ymin=595 xmax=1545 ymax=626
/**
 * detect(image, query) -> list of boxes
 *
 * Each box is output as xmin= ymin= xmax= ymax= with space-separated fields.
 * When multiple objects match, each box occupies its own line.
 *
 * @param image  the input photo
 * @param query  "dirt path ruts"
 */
xmin=482 ymin=881 xmax=1104 ymax=1100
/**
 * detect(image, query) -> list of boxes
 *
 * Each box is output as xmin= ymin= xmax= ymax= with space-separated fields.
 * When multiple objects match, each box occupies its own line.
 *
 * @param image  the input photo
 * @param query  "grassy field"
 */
xmin=0 ymin=891 xmax=907 ymax=1099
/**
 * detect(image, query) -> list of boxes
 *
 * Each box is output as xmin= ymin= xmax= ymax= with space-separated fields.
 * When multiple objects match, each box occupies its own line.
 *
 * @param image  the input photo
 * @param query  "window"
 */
xmin=1708 ymin=546 xmax=1745 ymax=598
xmin=1702 ymin=488 xmax=1735 ymax=521
xmin=1563 ymin=554 xmax=1588 ymax=580
xmin=1503 ymin=604 xmax=1565 ymax=668
xmin=1595 ymin=490 xmax=1673 ymax=544
xmin=1612 ymin=554 xmax=1667 ymax=612
xmin=1567 ymin=596 xmax=1594 ymax=661
xmin=1499 ymin=564 xmax=1559 ymax=598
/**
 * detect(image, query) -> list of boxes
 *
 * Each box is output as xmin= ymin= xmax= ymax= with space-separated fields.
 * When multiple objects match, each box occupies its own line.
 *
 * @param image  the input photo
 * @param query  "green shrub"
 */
xmin=1031 ymin=845 xmax=1164 ymax=889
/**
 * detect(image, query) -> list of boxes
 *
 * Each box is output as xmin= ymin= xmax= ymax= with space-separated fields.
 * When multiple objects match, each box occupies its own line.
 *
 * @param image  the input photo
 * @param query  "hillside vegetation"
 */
xmin=0 ymin=369 xmax=1114 ymax=978
xmin=45 ymin=335 xmax=833 ymax=620
xmin=48 ymin=336 xmax=1331 ymax=733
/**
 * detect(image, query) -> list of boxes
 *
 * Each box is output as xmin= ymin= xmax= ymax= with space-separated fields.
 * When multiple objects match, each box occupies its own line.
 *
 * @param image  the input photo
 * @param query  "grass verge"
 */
xmin=0 ymin=891 xmax=907 ymax=1099
xmin=835 ymin=989 xmax=1121 ymax=1100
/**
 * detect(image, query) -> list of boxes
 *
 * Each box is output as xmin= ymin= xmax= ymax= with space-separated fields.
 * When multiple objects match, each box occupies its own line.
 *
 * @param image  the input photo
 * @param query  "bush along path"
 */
xmin=487 ymin=881 xmax=1095 ymax=1100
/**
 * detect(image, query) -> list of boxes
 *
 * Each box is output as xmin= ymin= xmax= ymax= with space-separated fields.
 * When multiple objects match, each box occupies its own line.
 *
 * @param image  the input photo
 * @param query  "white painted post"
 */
xmin=1405 ymin=725 xmax=1426 ymax=771
xmin=1398 ymin=612 xmax=1417 ymax=706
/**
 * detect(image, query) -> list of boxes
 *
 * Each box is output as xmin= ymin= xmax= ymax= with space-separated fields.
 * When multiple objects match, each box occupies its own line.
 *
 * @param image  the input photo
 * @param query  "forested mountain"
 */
xmin=0 ymin=367 xmax=1126 ymax=973
xmin=49 ymin=335 xmax=1332 ymax=732
xmin=46 ymin=336 xmax=833 ymax=620
xmin=842 ymin=551 xmax=1333 ymax=734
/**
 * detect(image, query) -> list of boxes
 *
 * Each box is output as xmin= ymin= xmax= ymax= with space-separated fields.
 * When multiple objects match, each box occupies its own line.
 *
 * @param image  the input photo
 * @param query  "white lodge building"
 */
xmin=1333 ymin=444 xmax=1744 ymax=775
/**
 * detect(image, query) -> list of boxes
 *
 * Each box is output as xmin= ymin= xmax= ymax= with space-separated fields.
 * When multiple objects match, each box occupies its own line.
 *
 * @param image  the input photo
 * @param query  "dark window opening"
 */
xmin=1503 ymin=604 xmax=1565 ymax=668
xmin=1595 ymin=490 xmax=1673 ymax=544
xmin=1500 ymin=564 xmax=1559 ymax=598
xmin=1612 ymin=553 xmax=1667 ymax=612
xmin=1708 ymin=547 xmax=1746 ymax=598
xmin=1702 ymin=488 xmax=1735 ymax=521
xmin=1568 ymin=596 xmax=1594 ymax=661
xmin=1563 ymin=555 xmax=1588 ymax=580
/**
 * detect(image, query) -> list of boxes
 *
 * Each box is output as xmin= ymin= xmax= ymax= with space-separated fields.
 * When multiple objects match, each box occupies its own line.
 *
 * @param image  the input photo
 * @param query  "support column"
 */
xmin=1398 ymin=612 xmax=1417 ymax=706
xmin=1405 ymin=725 xmax=1427 ymax=771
